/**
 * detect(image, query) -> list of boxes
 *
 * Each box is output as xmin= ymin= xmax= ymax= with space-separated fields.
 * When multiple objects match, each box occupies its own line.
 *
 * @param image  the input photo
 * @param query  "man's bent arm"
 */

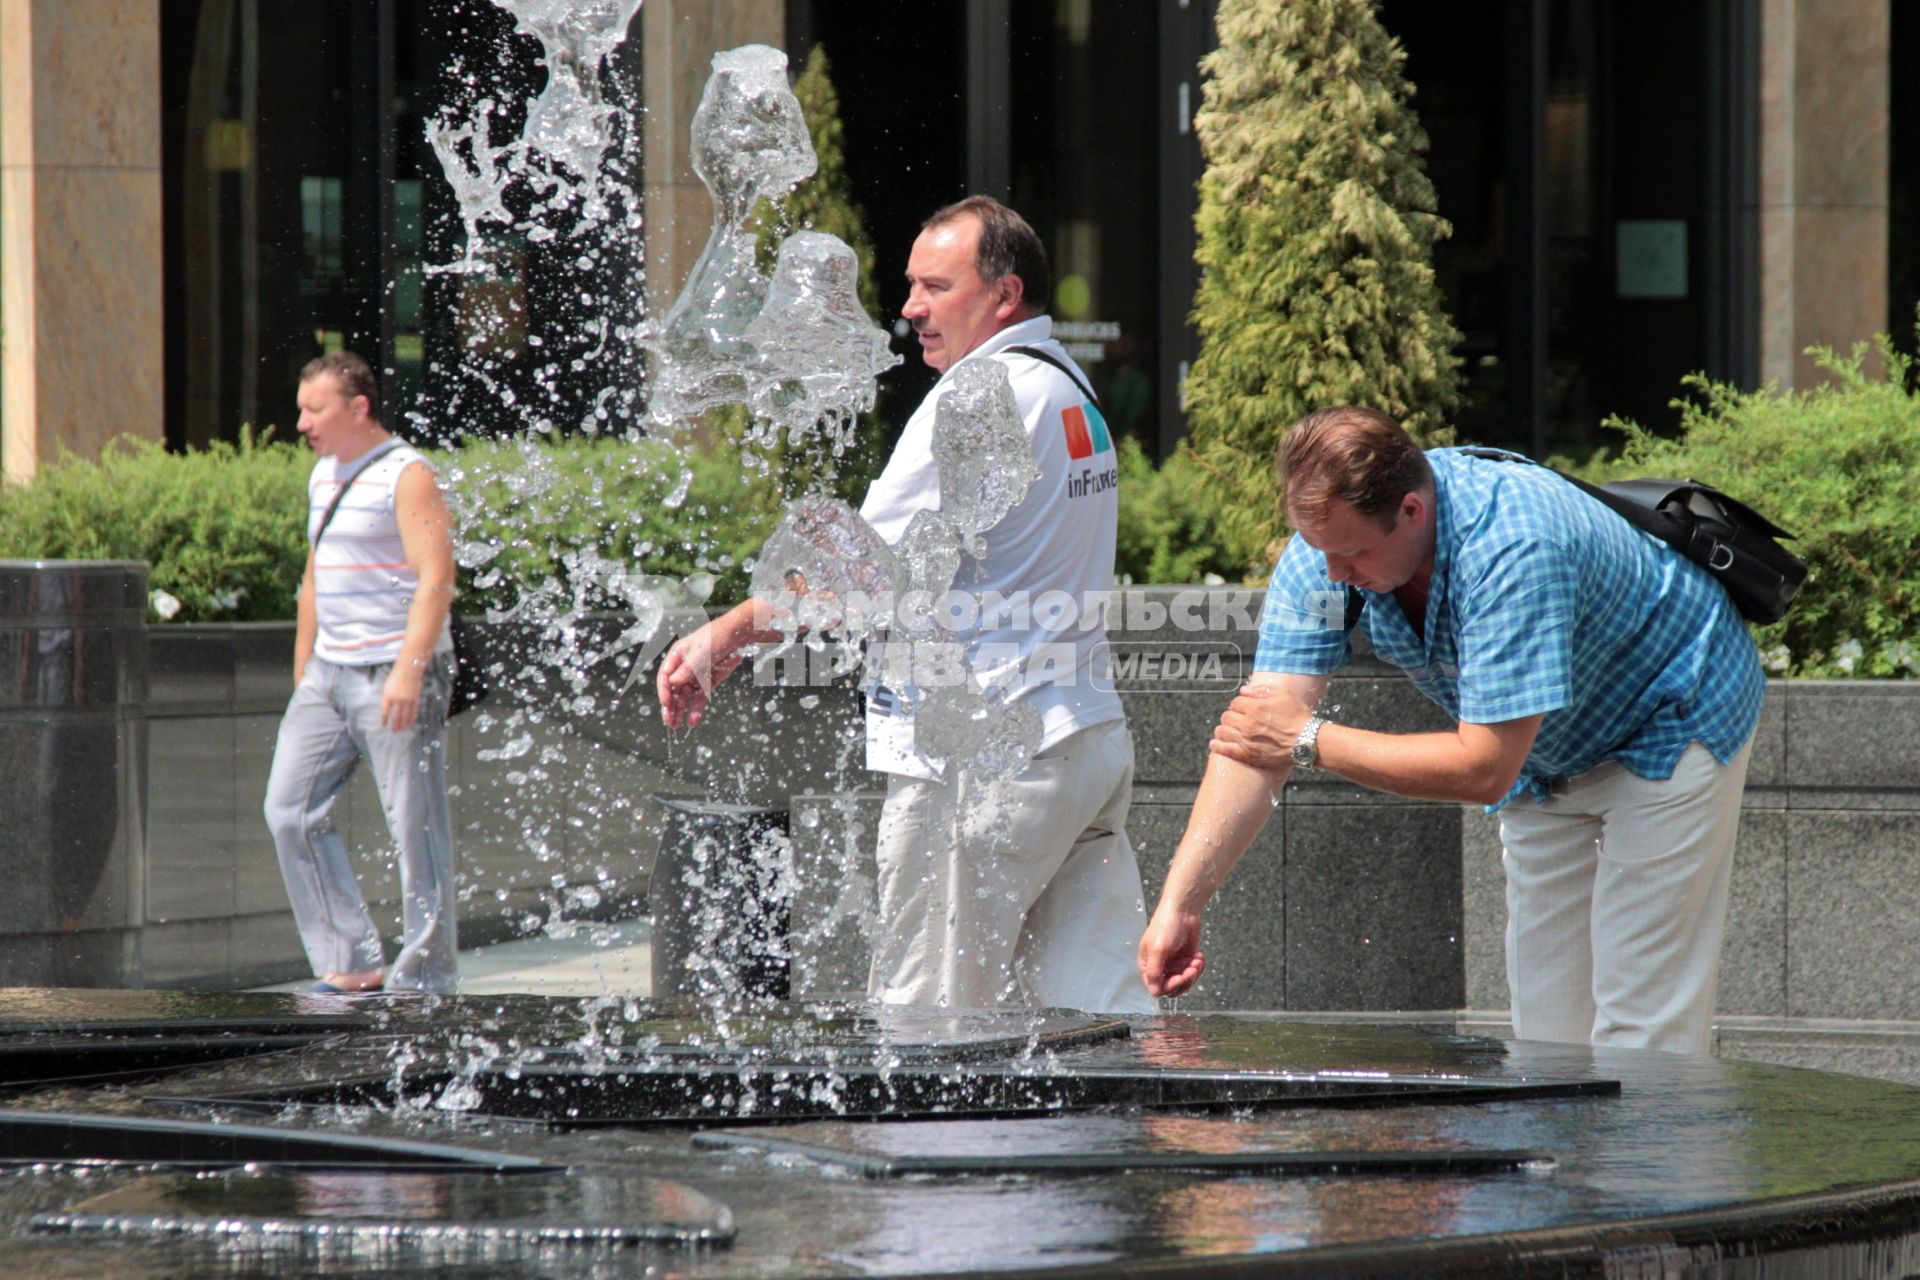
xmin=384 ymin=461 xmax=457 ymax=732
xmin=1138 ymin=671 xmax=1330 ymax=997
xmin=1313 ymin=716 xmax=1543 ymax=806
xmin=1214 ymin=684 xmax=1543 ymax=807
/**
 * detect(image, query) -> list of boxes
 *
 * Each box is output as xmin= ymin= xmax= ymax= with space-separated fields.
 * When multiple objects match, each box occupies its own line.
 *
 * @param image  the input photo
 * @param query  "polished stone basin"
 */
xmin=0 ymin=989 xmax=1915 ymax=1277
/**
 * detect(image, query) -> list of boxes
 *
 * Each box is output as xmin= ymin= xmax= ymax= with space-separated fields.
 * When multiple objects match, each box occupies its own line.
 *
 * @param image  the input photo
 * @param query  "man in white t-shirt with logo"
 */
xmin=659 ymin=197 xmax=1154 ymax=1014
xmin=263 ymin=351 xmax=460 ymax=995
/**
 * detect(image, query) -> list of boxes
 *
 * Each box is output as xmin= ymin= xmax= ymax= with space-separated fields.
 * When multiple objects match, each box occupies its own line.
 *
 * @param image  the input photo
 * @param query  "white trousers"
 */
xmin=1498 ymin=738 xmax=1754 ymax=1055
xmin=263 ymin=656 xmax=459 ymax=993
xmin=868 ymin=719 xmax=1156 ymax=1014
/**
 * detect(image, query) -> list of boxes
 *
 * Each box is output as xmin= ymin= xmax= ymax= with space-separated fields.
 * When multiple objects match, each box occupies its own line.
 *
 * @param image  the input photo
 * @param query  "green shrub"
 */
xmin=0 ymin=432 xmax=782 ymax=622
xmin=0 ymin=430 xmax=311 ymax=622
xmin=1185 ymin=0 xmax=1463 ymax=573
xmin=1577 ymin=334 xmax=1920 ymax=678
xmin=440 ymin=434 xmax=781 ymax=612
xmin=1114 ymin=439 xmax=1265 ymax=585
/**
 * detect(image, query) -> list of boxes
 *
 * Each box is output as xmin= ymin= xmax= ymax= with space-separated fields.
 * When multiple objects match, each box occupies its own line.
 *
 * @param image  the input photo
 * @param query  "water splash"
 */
xmin=750 ymin=496 xmax=903 ymax=660
xmin=427 ymin=0 xmax=645 ymax=274
xmin=423 ymin=18 xmax=1045 ymax=1055
xmin=927 ymin=357 xmax=1043 ymax=557
xmin=642 ymin=45 xmax=814 ymax=422
xmin=641 ymin=47 xmax=900 ymax=440
xmin=744 ymin=232 xmax=900 ymax=451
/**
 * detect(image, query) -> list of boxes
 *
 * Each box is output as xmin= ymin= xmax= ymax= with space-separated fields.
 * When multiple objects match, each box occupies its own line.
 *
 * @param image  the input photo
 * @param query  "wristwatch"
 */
xmin=1292 ymin=714 xmax=1327 ymax=770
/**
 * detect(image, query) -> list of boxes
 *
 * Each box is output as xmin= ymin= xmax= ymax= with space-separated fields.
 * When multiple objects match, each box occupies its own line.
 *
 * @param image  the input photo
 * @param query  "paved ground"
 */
xmin=255 ymin=918 xmax=655 ymax=997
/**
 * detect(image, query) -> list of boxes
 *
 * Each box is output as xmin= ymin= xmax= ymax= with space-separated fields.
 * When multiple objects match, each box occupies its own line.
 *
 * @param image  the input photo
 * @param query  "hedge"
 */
xmin=1575 ymin=334 xmax=1920 ymax=678
xmin=0 ymin=429 xmax=312 ymax=622
xmin=0 ymin=432 xmax=779 ymax=624
xmin=6 ymin=327 xmax=1917 ymax=682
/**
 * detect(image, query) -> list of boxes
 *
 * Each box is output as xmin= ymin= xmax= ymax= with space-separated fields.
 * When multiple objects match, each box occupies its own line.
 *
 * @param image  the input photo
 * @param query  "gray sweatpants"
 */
xmin=263 ymin=655 xmax=458 ymax=992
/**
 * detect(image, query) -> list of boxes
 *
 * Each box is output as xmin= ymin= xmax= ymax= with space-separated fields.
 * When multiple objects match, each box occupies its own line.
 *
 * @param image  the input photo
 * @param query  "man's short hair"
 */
xmin=923 ymin=195 xmax=1052 ymax=313
xmin=1281 ymin=406 xmax=1434 ymax=532
xmin=300 ymin=350 xmax=381 ymax=420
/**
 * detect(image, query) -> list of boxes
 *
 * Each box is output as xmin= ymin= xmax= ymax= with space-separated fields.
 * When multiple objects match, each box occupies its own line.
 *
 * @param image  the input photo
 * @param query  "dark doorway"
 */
xmin=1381 ymin=1 xmax=1750 ymax=458
xmin=1891 ymin=0 xmax=1920 ymax=361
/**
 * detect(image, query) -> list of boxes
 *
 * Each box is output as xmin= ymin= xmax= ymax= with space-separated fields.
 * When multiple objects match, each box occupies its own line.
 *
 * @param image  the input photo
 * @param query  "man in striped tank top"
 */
xmin=262 ymin=351 xmax=460 ymax=995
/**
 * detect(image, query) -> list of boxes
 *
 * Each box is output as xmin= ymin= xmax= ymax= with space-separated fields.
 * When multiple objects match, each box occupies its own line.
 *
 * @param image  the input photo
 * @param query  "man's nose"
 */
xmin=902 ymin=291 xmax=927 ymax=319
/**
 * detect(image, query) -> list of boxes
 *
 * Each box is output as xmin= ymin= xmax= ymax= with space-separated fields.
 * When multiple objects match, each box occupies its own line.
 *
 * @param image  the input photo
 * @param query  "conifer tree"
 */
xmin=1186 ymin=0 xmax=1463 ymax=569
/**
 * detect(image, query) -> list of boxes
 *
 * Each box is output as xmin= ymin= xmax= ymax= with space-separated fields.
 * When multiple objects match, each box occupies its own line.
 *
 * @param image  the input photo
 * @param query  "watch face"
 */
xmin=1292 ymin=719 xmax=1319 ymax=768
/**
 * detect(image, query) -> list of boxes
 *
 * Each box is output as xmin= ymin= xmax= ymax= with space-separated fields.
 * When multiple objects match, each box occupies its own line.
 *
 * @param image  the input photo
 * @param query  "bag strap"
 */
xmin=311 ymin=440 xmax=405 ymax=547
xmin=1004 ymin=344 xmax=1099 ymax=405
xmin=1457 ymin=447 xmax=1807 ymax=622
xmin=1457 ymin=446 xmax=1801 ymax=566
xmin=1457 ymin=445 xmax=1679 ymax=541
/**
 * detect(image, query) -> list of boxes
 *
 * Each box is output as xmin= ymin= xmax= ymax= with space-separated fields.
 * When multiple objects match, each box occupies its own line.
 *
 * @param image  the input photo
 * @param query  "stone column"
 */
xmin=0 ymin=560 xmax=149 ymax=987
xmin=1757 ymin=0 xmax=1891 ymax=388
xmin=640 ymin=0 xmax=787 ymax=316
xmin=0 ymin=0 xmax=164 ymax=483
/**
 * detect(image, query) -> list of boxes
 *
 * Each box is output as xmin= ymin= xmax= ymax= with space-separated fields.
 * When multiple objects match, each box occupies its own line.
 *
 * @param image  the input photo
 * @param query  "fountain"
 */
xmin=10 ymin=5 xmax=1920 ymax=1276
xmin=0 ymin=989 xmax=1918 ymax=1274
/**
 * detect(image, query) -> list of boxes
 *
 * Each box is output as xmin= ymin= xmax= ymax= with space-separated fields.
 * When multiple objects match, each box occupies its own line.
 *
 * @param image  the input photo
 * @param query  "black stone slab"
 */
xmin=0 ymin=1111 xmax=557 ymax=1171
xmin=694 ymin=1127 xmax=1556 ymax=1179
xmin=155 ymin=1060 xmax=1618 ymax=1128
xmin=0 ymin=987 xmax=374 ymax=1029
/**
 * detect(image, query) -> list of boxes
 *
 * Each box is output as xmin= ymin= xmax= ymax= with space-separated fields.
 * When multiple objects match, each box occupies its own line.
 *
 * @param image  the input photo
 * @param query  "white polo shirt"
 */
xmin=859 ymin=317 xmax=1125 ymax=779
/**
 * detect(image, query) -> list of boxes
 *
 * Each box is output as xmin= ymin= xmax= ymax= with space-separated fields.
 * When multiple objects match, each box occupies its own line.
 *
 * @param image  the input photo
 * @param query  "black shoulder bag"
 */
xmin=312 ymin=443 xmax=490 ymax=716
xmin=1461 ymin=448 xmax=1807 ymax=625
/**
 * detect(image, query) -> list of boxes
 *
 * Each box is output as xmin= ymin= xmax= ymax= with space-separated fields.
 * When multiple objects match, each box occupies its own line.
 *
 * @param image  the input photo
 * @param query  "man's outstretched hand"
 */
xmin=655 ymin=621 xmax=744 ymax=728
xmin=1137 ymin=904 xmax=1206 ymax=998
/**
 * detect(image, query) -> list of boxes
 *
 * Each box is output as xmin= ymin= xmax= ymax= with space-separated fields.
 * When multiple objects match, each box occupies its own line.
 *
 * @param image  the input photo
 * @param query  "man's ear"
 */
xmin=993 ymin=273 xmax=1026 ymax=321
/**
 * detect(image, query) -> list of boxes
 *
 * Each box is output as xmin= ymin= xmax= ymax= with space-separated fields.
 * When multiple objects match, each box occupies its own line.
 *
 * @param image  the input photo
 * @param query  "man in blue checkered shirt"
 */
xmin=1138 ymin=406 xmax=1765 ymax=1054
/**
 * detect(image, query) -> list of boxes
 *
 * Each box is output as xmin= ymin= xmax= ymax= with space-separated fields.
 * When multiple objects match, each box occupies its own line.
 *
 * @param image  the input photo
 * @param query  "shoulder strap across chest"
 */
xmin=1003 ymin=344 xmax=1098 ymax=405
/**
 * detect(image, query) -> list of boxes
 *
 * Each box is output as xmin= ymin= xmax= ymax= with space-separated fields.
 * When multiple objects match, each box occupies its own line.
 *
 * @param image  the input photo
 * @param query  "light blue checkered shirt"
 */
xmin=1253 ymin=448 xmax=1766 ymax=809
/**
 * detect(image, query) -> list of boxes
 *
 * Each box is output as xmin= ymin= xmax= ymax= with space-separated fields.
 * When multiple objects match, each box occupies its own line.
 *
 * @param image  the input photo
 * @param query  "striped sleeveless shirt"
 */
xmin=307 ymin=441 xmax=453 ymax=666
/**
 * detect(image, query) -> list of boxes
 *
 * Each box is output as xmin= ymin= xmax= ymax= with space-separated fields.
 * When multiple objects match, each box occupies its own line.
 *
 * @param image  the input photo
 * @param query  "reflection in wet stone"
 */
xmin=36 ymin=1168 xmax=733 ymax=1251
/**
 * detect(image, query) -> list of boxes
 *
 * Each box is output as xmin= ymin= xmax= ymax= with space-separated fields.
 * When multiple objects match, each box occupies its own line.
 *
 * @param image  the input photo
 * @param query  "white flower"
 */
xmin=149 ymin=590 xmax=182 ymax=621
xmin=1834 ymin=637 xmax=1865 ymax=675
xmin=1761 ymin=644 xmax=1792 ymax=674
xmin=210 ymin=587 xmax=247 ymax=612
xmin=1882 ymin=639 xmax=1920 ymax=674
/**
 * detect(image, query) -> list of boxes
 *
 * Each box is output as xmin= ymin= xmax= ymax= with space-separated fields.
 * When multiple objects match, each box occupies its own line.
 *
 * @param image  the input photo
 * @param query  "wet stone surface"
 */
xmin=0 ymin=989 xmax=1915 ymax=1275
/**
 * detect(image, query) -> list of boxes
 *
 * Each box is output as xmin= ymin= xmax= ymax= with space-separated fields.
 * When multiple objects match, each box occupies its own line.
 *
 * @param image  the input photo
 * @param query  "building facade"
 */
xmin=0 ymin=0 xmax=1911 ymax=477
